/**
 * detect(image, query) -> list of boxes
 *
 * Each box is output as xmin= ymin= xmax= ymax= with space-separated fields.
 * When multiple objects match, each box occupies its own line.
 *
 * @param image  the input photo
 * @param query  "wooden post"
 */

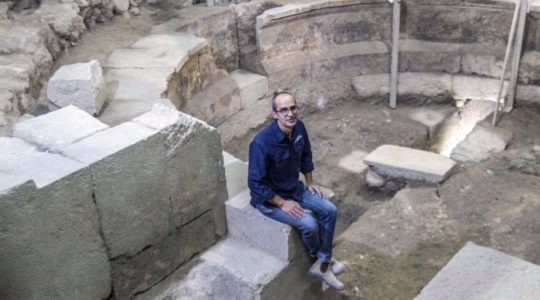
xmin=389 ymin=0 xmax=401 ymax=109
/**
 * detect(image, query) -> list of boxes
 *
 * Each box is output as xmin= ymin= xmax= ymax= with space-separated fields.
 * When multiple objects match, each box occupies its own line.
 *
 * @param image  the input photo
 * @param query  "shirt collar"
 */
xmin=271 ymin=120 xmax=294 ymax=143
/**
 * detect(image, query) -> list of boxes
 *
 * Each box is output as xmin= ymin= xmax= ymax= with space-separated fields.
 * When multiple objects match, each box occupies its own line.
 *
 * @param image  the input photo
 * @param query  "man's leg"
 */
xmin=298 ymin=189 xmax=337 ymax=263
xmin=256 ymin=204 xmax=320 ymax=257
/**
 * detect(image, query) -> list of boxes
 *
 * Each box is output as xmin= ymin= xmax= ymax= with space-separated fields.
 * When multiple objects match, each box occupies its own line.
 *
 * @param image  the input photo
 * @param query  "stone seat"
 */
xmin=363 ymin=144 xmax=457 ymax=183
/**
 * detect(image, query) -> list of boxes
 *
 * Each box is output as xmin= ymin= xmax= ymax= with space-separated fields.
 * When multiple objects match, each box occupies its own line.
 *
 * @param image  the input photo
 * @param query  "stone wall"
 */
xmin=0 ymin=104 xmax=227 ymax=299
xmin=256 ymin=0 xmax=540 ymax=108
xmin=0 ymin=0 xmax=138 ymax=135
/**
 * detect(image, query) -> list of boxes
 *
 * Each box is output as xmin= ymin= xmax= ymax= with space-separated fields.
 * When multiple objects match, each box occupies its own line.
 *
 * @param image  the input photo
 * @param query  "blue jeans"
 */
xmin=256 ymin=188 xmax=337 ymax=263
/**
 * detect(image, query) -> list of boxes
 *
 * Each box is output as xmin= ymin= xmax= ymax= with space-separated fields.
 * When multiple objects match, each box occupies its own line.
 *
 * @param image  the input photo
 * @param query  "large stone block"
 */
xmin=452 ymin=122 xmax=513 ymax=162
xmin=111 ymin=210 xmax=216 ymax=299
xmin=133 ymin=104 xmax=228 ymax=236
xmin=223 ymin=151 xmax=248 ymax=198
xmin=60 ymin=122 xmax=171 ymax=258
xmin=415 ymin=242 xmax=540 ymax=300
xmin=363 ymin=145 xmax=457 ymax=183
xmin=230 ymin=69 xmax=269 ymax=108
xmin=12 ymin=105 xmax=109 ymax=152
xmin=48 ymin=60 xmax=107 ymax=115
xmin=225 ymin=189 xmax=304 ymax=261
xmin=0 ymin=139 xmax=111 ymax=300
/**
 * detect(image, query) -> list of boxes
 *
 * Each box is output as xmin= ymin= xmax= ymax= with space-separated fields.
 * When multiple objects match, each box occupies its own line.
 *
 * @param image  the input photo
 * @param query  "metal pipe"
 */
xmin=389 ymin=0 xmax=401 ymax=109
xmin=505 ymin=0 xmax=528 ymax=112
xmin=492 ymin=0 xmax=521 ymax=126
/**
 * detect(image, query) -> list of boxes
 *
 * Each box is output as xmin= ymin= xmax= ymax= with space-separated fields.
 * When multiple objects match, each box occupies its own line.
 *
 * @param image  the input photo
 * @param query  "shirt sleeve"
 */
xmin=300 ymin=124 xmax=314 ymax=174
xmin=248 ymin=140 xmax=274 ymax=206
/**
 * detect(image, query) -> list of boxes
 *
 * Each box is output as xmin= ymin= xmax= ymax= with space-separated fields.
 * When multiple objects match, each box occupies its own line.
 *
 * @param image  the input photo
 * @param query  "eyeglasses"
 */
xmin=275 ymin=105 xmax=298 ymax=115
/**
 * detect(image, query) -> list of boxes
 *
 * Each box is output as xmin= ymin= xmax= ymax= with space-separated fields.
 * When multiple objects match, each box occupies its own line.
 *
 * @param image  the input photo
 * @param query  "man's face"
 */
xmin=272 ymin=93 xmax=298 ymax=130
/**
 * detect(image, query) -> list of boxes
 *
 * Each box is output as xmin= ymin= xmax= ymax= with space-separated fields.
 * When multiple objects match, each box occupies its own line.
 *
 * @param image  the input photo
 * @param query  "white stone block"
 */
xmin=452 ymin=75 xmax=508 ymax=102
xmin=225 ymin=190 xmax=303 ymax=261
xmin=338 ymin=149 xmax=369 ymax=173
xmin=97 ymin=97 xmax=175 ymax=127
xmin=48 ymin=60 xmax=107 ymax=115
xmin=12 ymin=105 xmax=109 ymax=153
xmin=452 ymin=122 xmax=513 ymax=162
xmin=112 ymin=0 xmax=129 ymax=12
xmin=223 ymin=151 xmax=248 ymax=198
xmin=415 ymin=242 xmax=540 ymax=300
xmin=230 ymin=70 xmax=269 ymax=108
xmin=363 ymin=145 xmax=457 ymax=183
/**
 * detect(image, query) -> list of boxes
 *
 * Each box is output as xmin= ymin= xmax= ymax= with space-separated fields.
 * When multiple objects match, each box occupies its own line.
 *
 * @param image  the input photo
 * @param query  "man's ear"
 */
xmin=271 ymin=111 xmax=278 ymax=120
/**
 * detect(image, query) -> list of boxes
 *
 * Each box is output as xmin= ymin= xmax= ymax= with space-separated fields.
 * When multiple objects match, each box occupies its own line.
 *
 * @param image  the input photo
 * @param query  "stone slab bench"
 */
xmin=363 ymin=145 xmax=457 ymax=183
xmin=415 ymin=242 xmax=540 ymax=300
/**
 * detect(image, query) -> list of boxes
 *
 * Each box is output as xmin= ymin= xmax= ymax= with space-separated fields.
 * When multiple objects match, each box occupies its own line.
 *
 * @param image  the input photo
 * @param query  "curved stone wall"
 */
xmin=257 ymin=0 xmax=540 ymax=108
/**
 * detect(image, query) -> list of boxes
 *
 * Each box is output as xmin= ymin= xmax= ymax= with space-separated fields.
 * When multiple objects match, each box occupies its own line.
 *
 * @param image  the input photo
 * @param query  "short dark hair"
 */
xmin=271 ymin=89 xmax=295 ymax=111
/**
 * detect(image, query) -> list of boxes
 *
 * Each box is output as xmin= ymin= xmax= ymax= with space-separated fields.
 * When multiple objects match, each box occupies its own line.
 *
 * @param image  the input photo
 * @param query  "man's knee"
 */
xmin=298 ymin=216 xmax=318 ymax=235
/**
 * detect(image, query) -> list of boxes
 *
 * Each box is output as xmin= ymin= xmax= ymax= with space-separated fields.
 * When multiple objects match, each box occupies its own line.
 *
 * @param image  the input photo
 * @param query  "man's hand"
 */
xmin=307 ymin=184 xmax=324 ymax=198
xmin=281 ymin=200 xmax=304 ymax=220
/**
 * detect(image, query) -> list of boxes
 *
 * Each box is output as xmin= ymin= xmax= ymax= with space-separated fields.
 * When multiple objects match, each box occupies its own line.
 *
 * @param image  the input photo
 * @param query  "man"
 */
xmin=248 ymin=90 xmax=345 ymax=290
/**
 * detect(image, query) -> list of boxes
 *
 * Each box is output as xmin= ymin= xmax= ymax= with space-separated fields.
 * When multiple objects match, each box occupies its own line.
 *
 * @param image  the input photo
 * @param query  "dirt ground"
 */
xmin=51 ymin=6 xmax=540 ymax=299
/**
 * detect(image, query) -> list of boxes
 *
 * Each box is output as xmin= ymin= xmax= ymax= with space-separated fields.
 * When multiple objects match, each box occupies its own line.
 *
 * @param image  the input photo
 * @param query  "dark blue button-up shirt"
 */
xmin=248 ymin=120 xmax=314 ymax=208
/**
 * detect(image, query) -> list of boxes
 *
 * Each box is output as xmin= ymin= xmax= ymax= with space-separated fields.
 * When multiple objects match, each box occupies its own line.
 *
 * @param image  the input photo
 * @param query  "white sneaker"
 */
xmin=331 ymin=258 xmax=346 ymax=276
xmin=308 ymin=260 xmax=345 ymax=290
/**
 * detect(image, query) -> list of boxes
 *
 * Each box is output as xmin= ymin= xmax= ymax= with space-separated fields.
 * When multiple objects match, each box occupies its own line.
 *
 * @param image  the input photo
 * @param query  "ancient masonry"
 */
xmin=1 ymin=0 xmax=540 ymax=299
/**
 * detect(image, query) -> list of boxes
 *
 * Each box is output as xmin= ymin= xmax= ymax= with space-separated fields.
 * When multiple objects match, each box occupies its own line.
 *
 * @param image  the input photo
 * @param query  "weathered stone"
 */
xmin=516 ymin=84 xmax=540 ymax=106
xmin=105 ymin=67 xmax=171 ymax=101
xmin=415 ymin=242 xmax=540 ymax=300
xmin=111 ymin=210 xmax=216 ymax=299
xmin=0 ymin=138 xmax=111 ymax=300
xmin=12 ymin=105 xmax=108 ymax=152
xmin=225 ymin=189 xmax=304 ymax=261
xmin=363 ymin=145 xmax=457 ymax=183
xmin=133 ymin=104 xmax=228 ymax=236
xmin=98 ymin=97 xmax=175 ymax=127
xmin=452 ymin=75 xmax=508 ymax=101
xmin=338 ymin=149 xmax=369 ymax=174
xmin=366 ymin=168 xmax=385 ymax=188
xmin=223 ymin=151 xmax=248 ymax=198
xmin=230 ymin=69 xmax=269 ymax=108
xmin=48 ymin=60 xmax=107 ymax=115
xmin=183 ymin=75 xmax=242 ymax=127
xmin=452 ymin=122 xmax=513 ymax=162
xmin=32 ymin=2 xmax=86 ymax=41
xmin=60 ymin=122 xmax=171 ymax=258
xmin=112 ymin=0 xmax=129 ymax=13
xmin=519 ymin=51 xmax=540 ymax=84
xmin=404 ymin=105 xmax=455 ymax=138
xmin=399 ymin=40 xmax=461 ymax=73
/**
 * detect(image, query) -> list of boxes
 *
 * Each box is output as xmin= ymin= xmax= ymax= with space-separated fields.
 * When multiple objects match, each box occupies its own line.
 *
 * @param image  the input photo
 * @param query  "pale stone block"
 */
xmin=112 ymin=0 xmax=129 ymax=12
xmin=12 ymin=105 xmax=109 ymax=153
xmin=452 ymin=75 xmax=508 ymax=102
xmin=230 ymin=69 xmax=269 ymax=108
xmin=223 ymin=151 xmax=248 ymax=198
xmin=105 ymin=68 xmax=171 ymax=101
xmin=415 ymin=242 xmax=540 ymax=300
xmin=97 ymin=97 xmax=175 ymax=127
xmin=452 ymin=122 xmax=513 ymax=162
xmin=366 ymin=168 xmax=385 ymax=187
xmin=130 ymin=34 xmax=207 ymax=54
xmin=60 ymin=122 xmax=171 ymax=258
xmin=106 ymin=47 xmax=191 ymax=69
xmin=338 ymin=149 xmax=369 ymax=173
xmin=517 ymin=84 xmax=540 ymax=106
xmin=363 ymin=145 xmax=457 ymax=183
xmin=48 ymin=60 xmax=107 ymax=115
xmin=0 ymin=143 xmax=111 ymax=300
xmin=225 ymin=189 xmax=303 ymax=261
xmin=404 ymin=106 xmax=455 ymax=138
xmin=134 ymin=104 xmax=228 ymax=236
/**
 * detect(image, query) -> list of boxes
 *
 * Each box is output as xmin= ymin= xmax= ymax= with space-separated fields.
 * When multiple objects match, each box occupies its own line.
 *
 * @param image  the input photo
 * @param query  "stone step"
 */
xmin=225 ymin=189 xmax=303 ymax=262
xmin=229 ymin=69 xmax=269 ymax=108
xmin=363 ymin=145 xmax=457 ymax=183
xmin=415 ymin=242 xmax=540 ymax=300
xmin=222 ymin=151 xmax=248 ymax=199
xmin=135 ymin=238 xmax=286 ymax=300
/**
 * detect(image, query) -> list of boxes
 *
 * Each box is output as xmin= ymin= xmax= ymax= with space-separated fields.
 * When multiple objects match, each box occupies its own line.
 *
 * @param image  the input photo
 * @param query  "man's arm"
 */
xmin=304 ymin=172 xmax=323 ymax=197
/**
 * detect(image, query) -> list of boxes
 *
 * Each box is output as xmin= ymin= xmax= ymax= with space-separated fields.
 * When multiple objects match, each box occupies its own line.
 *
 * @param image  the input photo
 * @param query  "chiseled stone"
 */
xmin=452 ymin=122 xmax=513 ymax=162
xmin=363 ymin=145 xmax=456 ymax=183
xmin=223 ymin=151 xmax=248 ymax=198
xmin=60 ymin=122 xmax=171 ymax=258
xmin=229 ymin=69 xmax=268 ymax=108
xmin=12 ymin=105 xmax=109 ymax=153
xmin=415 ymin=242 xmax=540 ymax=300
xmin=47 ymin=60 xmax=107 ymax=115
xmin=0 ymin=143 xmax=111 ymax=300
xmin=111 ymin=210 xmax=216 ymax=299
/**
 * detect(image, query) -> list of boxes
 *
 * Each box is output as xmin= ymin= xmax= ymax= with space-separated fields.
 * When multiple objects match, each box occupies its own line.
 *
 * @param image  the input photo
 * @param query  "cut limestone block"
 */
xmin=452 ymin=122 xmax=513 ymax=162
xmin=47 ymin=60 xmax=107 ymax=115
xmin=0 ymin=139 xmax=111 ymax=300
xmin=97 ymin=97 xmax=175 ymax=127
xmin=403 ymin=106 xmax=455 ymax=138
xmin=229 ymin=69 xmax=269 ymax=108
xmin=223 ymin=151 xmax=248 ymax=199
xmin=363 ymin=145 xmax=457 ymax=183
xmin=110 ymin=210 xmax=216 ymax=299
xmin=60 ymin=122 xmax=171 ymax=258
xmin=225 ymin=189 xmax=304 ymax=261
xmin=415 ymin=242 xmax=540 ymax=300
xmin=133 ymin=104 xmax=228 ymax=237
xmin=12 ymin=105 xmax=108 ymax=153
